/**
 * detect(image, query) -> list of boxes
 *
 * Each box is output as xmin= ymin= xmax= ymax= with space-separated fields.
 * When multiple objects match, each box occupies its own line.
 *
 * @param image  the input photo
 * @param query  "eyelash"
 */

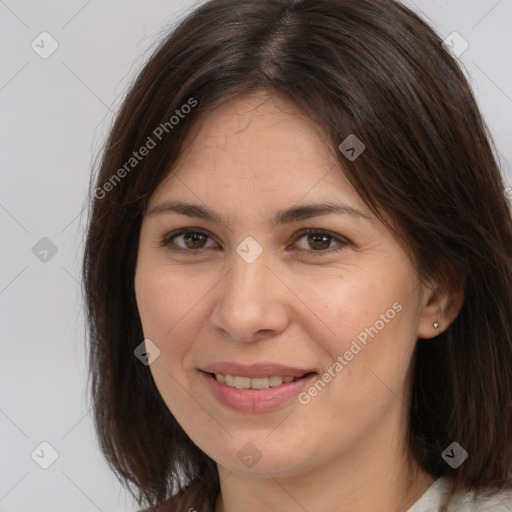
xmin=159 ymin=227 xmax=349 ymax=256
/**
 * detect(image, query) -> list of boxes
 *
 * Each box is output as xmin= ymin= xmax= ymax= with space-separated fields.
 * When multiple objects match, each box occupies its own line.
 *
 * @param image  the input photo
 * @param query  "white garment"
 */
xmin=407 ymin=476 xmax=512 ymax=511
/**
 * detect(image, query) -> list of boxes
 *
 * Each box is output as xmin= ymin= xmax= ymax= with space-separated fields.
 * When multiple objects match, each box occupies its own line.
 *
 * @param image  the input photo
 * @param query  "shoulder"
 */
xmin=458 ymin=487 xmax=512 ymax=511
xmin=408 ymin=476 xmax=512 ymax=512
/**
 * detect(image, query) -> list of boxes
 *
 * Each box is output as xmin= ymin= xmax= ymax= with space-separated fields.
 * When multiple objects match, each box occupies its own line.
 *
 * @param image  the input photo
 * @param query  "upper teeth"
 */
xmin=215 ymin=374 xmax=297 ymax=389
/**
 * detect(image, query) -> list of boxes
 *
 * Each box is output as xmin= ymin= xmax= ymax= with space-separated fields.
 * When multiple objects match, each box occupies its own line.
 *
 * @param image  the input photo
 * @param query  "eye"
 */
xmin=160 ymin=228 xmax=217 ymax=252
xmin=160 ymin=227 xmax=349 ymax=255
xmin=291 ymin=228 xmax=349 ymax=254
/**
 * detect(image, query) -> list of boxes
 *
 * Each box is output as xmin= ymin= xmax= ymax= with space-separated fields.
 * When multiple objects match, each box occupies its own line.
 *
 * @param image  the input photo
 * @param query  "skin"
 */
xmin=134 ymin=91 xmax=464 ymax=512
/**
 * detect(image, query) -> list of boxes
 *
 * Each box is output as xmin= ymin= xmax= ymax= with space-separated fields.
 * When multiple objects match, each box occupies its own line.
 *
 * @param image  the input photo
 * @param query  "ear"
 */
xmin=417 ymin=268 xmax=465 ymax=340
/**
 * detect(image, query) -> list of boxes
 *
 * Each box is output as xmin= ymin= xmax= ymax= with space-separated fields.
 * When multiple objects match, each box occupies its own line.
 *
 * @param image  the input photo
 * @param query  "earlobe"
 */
xmin=417 ymin=278 xmax=465 ymax=340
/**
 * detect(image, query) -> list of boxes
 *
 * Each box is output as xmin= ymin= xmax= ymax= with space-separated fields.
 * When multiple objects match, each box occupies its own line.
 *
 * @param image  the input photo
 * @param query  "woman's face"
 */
xmin=134 ymin=91 xmax=437 ymax=477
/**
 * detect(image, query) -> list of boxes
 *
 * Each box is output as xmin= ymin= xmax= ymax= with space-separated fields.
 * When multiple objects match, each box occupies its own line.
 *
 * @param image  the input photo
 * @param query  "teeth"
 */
xmin=269 ymin=375 xmax=284 ymax=387
xmin=214 ymin=373 xmax=301 ymax=389
xmin=234 ymin=376 xmax=251 ymax=389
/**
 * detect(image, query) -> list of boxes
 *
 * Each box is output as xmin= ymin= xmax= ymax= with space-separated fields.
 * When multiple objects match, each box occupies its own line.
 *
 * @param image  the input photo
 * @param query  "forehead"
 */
xmin=148 ymin=92 xmax=366 ymax=215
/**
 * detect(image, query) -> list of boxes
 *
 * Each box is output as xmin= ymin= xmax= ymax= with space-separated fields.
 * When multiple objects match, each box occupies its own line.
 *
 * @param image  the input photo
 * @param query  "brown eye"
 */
xmin=161 ymin=229 xmax=216 ymax=252
xmin=306 ymin=233 xmax=331 ymax=250
xmin=183 ymin=232 xmax=208 ymax=249
xmin=293 ymin=229 xmax=349 ymax=254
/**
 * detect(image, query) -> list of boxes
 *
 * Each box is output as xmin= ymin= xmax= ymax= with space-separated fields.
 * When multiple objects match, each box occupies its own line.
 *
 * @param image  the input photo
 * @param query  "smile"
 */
xmin=200 ymin=370 xmax=317 ymax=413
xmin=214 ymin=373 xmax=302 ymax=389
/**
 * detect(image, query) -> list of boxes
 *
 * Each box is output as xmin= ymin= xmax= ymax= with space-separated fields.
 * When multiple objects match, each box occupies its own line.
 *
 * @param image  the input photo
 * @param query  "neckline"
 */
xmin=406 ymin=476 xmax=449 ymax=511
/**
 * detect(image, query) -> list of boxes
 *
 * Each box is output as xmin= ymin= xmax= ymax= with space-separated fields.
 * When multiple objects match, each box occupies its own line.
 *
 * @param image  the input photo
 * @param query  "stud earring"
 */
xmin=433 ymin=321 xmax=440 ymax=332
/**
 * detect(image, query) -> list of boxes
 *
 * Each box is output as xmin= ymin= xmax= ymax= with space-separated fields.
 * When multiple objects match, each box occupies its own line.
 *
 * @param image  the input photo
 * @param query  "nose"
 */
xmin=209 ymin=247 xmax=290 ymax=343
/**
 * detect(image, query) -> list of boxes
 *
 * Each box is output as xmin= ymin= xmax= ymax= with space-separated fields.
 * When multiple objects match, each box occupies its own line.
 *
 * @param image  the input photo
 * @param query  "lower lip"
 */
xmin=200 ymin=371 xmax=317 ymax=413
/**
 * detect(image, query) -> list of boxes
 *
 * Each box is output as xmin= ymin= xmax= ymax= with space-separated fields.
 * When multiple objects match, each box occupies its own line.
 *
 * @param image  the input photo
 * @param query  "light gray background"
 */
xmin=1 ymin=1 xmax=511 ymax=511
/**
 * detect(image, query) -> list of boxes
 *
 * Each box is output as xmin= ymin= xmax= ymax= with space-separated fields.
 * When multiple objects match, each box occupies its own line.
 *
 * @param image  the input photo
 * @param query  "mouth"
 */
xmin=199 ymin=365 xmax=318 ymax=413
xmin=206 ymin=372 xmax=316 ymax=389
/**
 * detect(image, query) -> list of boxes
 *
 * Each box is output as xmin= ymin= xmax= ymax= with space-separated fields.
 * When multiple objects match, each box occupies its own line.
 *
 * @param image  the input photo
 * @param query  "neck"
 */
xmin=215 ymin=462 xmax=434 ymax=512
xmin=213 ymin=402 xmax=435 ymax=512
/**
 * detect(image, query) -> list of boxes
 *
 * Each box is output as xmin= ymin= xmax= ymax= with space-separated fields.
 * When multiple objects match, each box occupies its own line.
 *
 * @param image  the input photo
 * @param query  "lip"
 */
xmin=200 ymin=369 xmax=317 ymax=413
xmin=201 ymin=362 xmax=315 ymax=378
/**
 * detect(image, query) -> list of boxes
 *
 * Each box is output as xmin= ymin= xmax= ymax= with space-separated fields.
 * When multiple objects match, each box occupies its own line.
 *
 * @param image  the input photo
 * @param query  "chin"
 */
xmin=203 ymin=437 xmax=315 ymax=477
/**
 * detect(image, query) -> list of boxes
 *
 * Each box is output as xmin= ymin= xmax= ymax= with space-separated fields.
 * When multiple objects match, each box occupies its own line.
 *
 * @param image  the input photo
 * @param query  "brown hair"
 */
xmin=82 ymin=0 xmax=512 ymax=510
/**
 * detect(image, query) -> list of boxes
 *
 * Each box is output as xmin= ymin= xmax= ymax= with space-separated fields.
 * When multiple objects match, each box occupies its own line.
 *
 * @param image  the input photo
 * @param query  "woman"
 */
xmin=82 ymin=0 xmax=512 ymax=511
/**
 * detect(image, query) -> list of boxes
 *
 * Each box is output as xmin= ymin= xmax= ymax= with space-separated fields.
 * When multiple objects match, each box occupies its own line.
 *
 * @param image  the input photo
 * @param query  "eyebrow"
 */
xmin=145 ymin=200 xmax=370 ymax=227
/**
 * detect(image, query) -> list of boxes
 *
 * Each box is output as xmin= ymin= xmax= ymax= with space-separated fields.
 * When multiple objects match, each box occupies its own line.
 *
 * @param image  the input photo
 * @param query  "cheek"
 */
xmin=295 ymin=271 xmax=418 ymax=403
xmin=135 ymin=263 xmax=207 ymax=418
xmin=134 ymin=266 xmax=167 ymax=340
xmin=135 ymin=258 xmax=203 ymax=341
xmin=134 ymin=259 xmax=214 ymax=385
xmin=295 ymin=271 xmax=409 ymax=350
